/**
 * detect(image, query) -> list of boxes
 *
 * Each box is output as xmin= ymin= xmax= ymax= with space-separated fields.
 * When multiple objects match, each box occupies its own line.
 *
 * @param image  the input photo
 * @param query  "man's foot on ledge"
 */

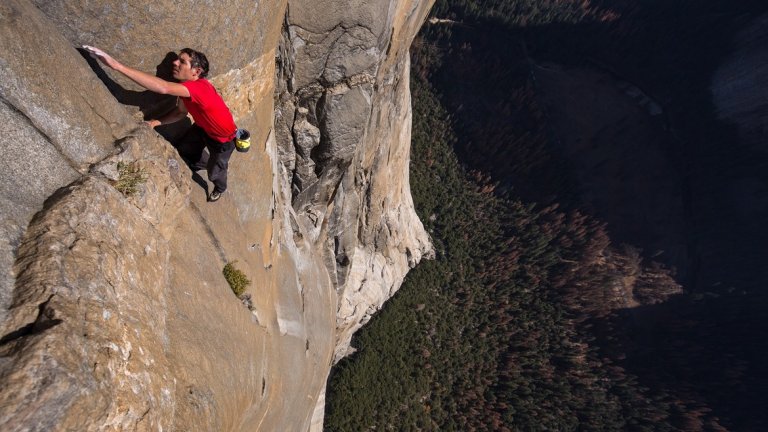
xmin=208 ymin=190 xmax=223 ymax=202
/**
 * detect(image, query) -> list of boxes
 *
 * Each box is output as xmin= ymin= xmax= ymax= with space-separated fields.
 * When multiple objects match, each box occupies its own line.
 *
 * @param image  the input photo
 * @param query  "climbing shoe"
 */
xmin=208 ymin=190 xmax=222 ymax=202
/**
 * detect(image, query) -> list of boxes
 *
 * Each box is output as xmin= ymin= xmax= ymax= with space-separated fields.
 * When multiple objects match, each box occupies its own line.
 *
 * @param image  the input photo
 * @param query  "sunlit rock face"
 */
xmin=276 ymin=0 xmax=435 ymax=428
xmin=0 ymin=0 xmax=431 ymax=431
xmin=275 ymin=0 xmax=434 ymax=364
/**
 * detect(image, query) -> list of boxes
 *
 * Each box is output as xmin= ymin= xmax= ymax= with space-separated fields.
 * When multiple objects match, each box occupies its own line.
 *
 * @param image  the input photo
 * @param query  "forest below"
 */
xmin=326 ymin=0 xmax=768 ymax=430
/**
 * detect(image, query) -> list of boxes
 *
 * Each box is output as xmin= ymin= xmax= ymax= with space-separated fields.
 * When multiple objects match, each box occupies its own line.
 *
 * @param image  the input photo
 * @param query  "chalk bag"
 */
xmin=235 ymin=128 xmax=251 ymax=153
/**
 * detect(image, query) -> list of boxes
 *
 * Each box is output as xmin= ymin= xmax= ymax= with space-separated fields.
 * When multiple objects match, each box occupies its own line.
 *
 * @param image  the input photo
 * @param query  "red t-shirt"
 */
xmin=181 ymin=79 xmax=236 ymax=143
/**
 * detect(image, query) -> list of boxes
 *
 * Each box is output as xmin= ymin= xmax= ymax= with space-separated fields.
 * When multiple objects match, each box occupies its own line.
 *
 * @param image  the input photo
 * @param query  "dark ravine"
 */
xmin=407 ymin=1 xmax=768 ymax=429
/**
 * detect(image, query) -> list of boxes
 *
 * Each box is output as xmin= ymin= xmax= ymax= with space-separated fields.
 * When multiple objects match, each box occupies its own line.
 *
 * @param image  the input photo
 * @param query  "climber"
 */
xmin=84 ymin=45 xmax=236 ymax=202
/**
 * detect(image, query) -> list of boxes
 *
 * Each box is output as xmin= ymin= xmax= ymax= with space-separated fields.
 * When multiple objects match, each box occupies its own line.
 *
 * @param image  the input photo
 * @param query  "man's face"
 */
xmin=172 ymin=53 xmax=200 ymax=82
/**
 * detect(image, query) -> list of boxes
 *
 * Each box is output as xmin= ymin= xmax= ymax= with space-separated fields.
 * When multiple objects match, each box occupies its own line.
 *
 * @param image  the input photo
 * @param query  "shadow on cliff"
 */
xmin=422 ymin=1 xmax=768 ymax=291
xmin=416 ymin=1 xmax=768 ymax=428
xmin=78 ymin=49 xmax=192 ymax=143
xmin=588 ymin=291 xmax=768 ymax=430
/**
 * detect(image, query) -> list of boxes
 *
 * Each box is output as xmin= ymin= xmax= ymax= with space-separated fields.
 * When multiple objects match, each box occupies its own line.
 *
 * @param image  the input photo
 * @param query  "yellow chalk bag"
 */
xmin=235 ymin=128 xmax=251 ymax=153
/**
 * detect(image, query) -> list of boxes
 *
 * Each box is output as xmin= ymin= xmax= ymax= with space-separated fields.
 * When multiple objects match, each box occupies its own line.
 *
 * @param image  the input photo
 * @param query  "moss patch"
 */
xmin=223 ymin=261 xmax=251 ymax=297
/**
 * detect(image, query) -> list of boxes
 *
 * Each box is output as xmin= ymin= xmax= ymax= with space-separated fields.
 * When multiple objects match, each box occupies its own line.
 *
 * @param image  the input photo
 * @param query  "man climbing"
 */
xmin=84 ymin=46 xmax=236 ymax=202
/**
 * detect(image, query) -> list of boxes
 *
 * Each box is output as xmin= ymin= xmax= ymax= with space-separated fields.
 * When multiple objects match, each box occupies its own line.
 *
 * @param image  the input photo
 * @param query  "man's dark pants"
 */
xmin=176 ymin=124 xmax=235 ymax=194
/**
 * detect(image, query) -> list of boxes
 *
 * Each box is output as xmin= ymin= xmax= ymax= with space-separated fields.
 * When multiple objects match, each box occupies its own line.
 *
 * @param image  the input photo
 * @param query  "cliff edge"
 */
xmin=0 ymin=0 xmax=433 ymax=430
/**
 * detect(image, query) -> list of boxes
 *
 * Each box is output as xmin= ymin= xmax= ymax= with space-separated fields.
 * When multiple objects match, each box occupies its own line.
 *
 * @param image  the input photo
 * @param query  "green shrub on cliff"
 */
xmin=223 ymin=261 xmax=250 ymax=297
xmin=114 ymin=161 xmax=147 ymax=196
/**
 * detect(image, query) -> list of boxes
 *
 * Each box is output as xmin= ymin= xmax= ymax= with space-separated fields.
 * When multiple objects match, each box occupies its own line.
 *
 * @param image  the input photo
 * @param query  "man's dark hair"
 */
xmin=180 ymin=48 xmax=210 ymax=78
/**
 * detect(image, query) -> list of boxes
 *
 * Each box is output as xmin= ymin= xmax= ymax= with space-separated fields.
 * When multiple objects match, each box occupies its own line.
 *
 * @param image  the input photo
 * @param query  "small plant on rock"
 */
xmin=114 ymin=161 xmax=148 ymax=196
xmin=223 ymin=261 xmax=251 ymax=297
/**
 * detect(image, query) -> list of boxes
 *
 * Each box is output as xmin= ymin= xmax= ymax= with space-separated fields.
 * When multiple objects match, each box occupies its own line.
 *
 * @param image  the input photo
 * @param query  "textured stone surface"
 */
xmin=0 ymin=0 xmax=433 ymax=430
xmin=0 ymin=131 xmax=186 ymax=431
xmin=30 ymin=0 xmax=282 ymax=79
xmin=276 ymin=1 xmax=435 ymax=428
xmin=277 ymin=0 xmax=434 ymax=363
xmin=0 ymin=0 xmax=134 ymax=323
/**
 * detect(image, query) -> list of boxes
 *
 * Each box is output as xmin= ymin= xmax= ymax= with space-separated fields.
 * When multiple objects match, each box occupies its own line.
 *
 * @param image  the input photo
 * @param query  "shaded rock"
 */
xmin=533 ymin=64 xmax=688 ymax=276
xmin=711 ymin=12 xmax=768 ymax=153
xmin=292 ymin=107 xmax=321 ymax=192
xmin=321 ymin=25 xmax=381 ymax=84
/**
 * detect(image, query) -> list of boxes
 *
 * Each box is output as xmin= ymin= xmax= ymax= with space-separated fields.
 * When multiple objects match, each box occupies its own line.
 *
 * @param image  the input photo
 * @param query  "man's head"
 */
xmin=173 ymin=48 xmax=210 ymax=81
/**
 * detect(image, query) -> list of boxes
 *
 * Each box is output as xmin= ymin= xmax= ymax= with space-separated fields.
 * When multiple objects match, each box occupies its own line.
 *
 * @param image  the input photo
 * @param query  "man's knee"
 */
xmin=209 ymin=156 xmax=228 ymax=177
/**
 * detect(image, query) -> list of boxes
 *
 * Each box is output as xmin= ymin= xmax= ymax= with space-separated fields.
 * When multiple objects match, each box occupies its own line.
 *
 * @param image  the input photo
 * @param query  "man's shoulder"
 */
xmin=181 ymin=79 xmax=216 ymax=101
xmin=182 ymin=78 xmax=212 ymax=90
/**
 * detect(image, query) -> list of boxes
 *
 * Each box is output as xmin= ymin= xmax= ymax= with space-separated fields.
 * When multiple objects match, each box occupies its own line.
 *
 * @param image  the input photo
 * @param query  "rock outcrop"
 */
xmin=0 ymin=0 xmax=432 ymax=430
xmin=275 ymin=0 xmax=434 ymax=364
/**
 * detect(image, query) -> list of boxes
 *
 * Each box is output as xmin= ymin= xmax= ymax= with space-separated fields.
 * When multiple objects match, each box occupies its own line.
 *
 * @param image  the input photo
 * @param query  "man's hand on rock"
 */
xmin=83 ymin=45 xmax=121 ymax=70
xmin=145 ymin=119 xmax=161 ymax=129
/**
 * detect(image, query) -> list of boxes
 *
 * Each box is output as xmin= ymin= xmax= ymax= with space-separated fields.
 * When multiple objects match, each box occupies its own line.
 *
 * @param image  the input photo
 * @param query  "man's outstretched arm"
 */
xmin=84 ymin=46 xmax=190 ymax=98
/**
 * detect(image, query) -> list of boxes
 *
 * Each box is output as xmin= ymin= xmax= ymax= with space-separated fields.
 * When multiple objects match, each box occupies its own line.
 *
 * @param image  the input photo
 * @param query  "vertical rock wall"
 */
xmin=275 ymin=0 xmax=434 ymax=363
xmin=275 ymin=1 xmax=434 ymax=428
xmin=0 ymin=0 xmax=432 ymax=430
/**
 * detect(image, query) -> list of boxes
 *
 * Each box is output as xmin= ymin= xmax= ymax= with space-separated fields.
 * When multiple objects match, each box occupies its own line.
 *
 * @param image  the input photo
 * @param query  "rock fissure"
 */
xmin=0 ymin=295 xmax=61 ymax=348
xmin=287 ymin=21 xmax=345 ymax=38
xmin=287 ymin=21 xmax=377 ymax=39
xmin=76 ymin=91 xmax=124 ymax=140
xmin=188 ymin=201 xmax=228 ymax=264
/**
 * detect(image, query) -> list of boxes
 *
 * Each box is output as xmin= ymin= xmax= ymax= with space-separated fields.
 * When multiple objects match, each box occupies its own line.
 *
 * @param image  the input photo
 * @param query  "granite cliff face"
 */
xmin=275 ymin=0 xmax=434 ymax=364
xmin=0 ymin=0 xmax=432 ymax=430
